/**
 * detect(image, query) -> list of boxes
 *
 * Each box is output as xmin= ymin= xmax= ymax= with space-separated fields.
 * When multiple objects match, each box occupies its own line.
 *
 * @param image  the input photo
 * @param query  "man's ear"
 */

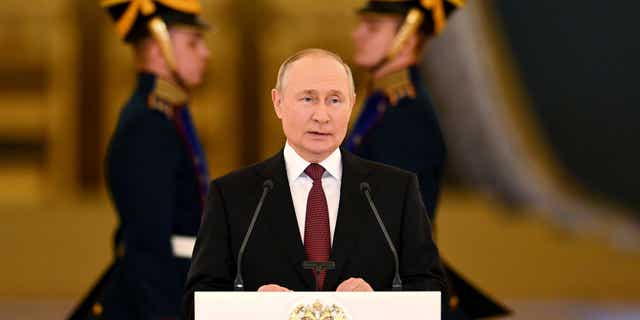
xmin=347 ymin=93 xmax=356 ymax=118
xmin=147 ymin=40 xmax=161 ymax=61
xmin=145 ymin=39 xmax=168 ymax=71
xmin=272 ymin=89 xmax=283 ymax=119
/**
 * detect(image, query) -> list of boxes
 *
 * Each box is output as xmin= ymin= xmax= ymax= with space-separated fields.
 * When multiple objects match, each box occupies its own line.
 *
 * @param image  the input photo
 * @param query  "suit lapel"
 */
xmin=324 ymin=149 xmax=372 ymax=290
xmin=258 ymin=151 xmax=315 ymax=289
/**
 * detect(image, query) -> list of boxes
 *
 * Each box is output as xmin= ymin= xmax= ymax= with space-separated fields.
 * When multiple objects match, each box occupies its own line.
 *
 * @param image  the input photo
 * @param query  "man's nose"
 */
xmin=311 ymin=104 xmax=330 ymax=123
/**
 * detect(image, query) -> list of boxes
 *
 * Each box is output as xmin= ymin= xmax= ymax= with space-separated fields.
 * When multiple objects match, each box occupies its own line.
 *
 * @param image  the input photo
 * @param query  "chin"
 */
xmin=184 ymin=71 xmax=206 ymax=87
xmin=352 ymin=52 xmax=366 ymax=67
xmin=303 ymin=141 xmax=337 ymax=158
xmin=353 ymin=54 xmax=377 ymax=69
xmin=192 ymin=75 xmax=205 ymax=86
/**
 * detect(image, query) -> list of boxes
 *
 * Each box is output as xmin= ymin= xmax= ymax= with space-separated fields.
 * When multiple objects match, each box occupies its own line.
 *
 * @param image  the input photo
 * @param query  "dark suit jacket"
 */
xmin=183 ymin=149 xmax=447 ymax=319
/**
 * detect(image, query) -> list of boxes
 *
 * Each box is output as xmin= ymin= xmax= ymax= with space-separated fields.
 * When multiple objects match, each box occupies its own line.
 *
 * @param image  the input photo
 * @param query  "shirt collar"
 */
xmin=283 ymin=142 xmax=342 ymax=183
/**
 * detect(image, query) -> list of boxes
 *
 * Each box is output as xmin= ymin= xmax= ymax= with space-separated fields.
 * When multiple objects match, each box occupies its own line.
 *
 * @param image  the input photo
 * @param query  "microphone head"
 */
xmin=360 ymin=182 xmax=371 ymax=193
xmin=263 ymin=179 xmax=274 ymax=190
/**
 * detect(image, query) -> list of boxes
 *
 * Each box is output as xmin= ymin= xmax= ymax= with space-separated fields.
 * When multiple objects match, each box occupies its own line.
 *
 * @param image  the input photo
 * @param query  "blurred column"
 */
xmin=75 ymin=0 xmax=105 ymax=191
xmin=0 ymin=0 xmax=80 ymax=205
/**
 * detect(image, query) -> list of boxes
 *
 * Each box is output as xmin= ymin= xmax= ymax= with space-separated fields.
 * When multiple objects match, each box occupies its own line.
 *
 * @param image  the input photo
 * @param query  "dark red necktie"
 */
xmin=303 ymin=163 xmax=331 ymax=290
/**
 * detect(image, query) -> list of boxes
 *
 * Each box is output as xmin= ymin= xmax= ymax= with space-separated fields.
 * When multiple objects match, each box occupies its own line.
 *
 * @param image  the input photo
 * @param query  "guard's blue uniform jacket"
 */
xmin=345 ymin=65 xmax=445 ymax=221
xmin=345 ymin=65 xmax=510 ymax=319
xmin=70 ymin=73 xmax=209 ymax=320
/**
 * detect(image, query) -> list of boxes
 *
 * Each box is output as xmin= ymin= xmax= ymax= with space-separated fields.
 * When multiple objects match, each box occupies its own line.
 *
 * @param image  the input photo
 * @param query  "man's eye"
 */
xmin=300 ymin=97 xmax=313 ymax=102
xmin=329 ymin=97 xmax=342 ymax=104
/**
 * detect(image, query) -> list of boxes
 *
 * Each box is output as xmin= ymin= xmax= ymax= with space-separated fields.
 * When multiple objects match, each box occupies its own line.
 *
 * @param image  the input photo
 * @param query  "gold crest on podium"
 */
xmin=289 ymin=299 xmax=348 ymax=320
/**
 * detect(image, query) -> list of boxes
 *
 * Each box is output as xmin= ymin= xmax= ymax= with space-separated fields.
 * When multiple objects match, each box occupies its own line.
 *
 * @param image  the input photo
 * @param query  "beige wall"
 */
xmin=0 ymin=0 xmax=78 ymax=205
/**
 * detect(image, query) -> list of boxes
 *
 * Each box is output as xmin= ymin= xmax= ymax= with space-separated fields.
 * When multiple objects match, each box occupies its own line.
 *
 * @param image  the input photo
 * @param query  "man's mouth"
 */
xmin=307 ymin=131 xmax=331 ymax=137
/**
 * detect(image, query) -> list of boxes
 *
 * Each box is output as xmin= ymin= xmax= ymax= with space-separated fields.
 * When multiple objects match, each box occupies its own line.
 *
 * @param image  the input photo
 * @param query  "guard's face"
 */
xmin=171 ymin=27 xmax=210 ymax=87
xmin=352 ymin=14 xmax=402 ymax=68
xmin=272 ymin=55 xmax=355 ymax=162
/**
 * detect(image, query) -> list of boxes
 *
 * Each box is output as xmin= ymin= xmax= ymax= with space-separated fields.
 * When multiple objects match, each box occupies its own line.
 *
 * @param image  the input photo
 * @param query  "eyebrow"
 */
xmin=297 ymin=89 xmax=319 ymax=96
xmin=295 ymin=89 xmax=345 ymax=97
xmin=327 ymin=90 xmax=345 ymax=97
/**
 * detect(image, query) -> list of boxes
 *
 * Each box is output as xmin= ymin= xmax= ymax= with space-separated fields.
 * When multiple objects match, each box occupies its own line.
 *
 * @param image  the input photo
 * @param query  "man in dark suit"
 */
xmin=183 ymin=48 xmax=447 ymax=319
xmin=68 ymin=1 xmax=211 ymax=319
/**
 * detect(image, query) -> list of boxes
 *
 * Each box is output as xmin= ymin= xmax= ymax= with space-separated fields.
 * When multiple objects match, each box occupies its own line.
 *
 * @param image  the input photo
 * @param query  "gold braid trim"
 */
xmin=447 ymin=0 xmax=466 ymax=8
xmin=373 ymin=68 xmax=416 ymax=106
xmin=147 ymin=78 xmax=189 ymax=118
xmin=101 ymin=0 xmax=202 ymax=39
xmin=421 ymin=0 xmax=466 ymax=35
xmin=386 ymin=8 xmax=424 ymax=60
xmin=421 ymin=0 xmax=446 ymax=34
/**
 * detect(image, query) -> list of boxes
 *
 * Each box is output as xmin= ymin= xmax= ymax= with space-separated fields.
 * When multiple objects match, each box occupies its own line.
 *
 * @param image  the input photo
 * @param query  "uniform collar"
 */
xmin=372 ymin=64 xmax=420 ymax=105
xmin=283 ymin=142 xmax=342 ymax=184
xmin=151 ymin=77 xmax=189 ymax=106
xmin=136 ymin=72 xmax=156 ymax=93
xmin=139 ymin=72 xmax=190 ymax=118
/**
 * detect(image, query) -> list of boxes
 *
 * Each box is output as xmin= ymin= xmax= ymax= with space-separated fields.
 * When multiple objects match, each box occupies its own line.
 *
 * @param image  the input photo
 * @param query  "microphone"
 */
xmin=234 ymin=179 xmax=274 ymax=291
xmin=360 ymin=182 xmax=403 ymax=291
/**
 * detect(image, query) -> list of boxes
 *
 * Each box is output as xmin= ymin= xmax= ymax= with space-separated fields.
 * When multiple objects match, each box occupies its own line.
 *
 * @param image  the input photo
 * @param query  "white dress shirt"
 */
xmin=283 ymin=142 xmax=342 ymax=246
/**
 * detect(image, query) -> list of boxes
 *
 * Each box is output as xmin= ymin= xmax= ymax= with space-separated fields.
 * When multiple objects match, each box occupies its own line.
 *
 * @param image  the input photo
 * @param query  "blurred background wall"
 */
xmin=0 ymin=0 xmax=638 ymax=319
xmin=493 ymin=1 xmax=640 ymax=213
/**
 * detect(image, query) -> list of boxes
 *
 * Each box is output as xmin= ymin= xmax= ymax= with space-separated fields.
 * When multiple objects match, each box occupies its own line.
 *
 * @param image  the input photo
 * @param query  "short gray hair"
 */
xmin=274 ymin=48 xmax=355 ymax=97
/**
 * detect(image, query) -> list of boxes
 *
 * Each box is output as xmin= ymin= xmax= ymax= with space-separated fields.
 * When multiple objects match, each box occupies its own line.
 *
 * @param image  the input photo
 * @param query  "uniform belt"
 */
xmin=171 ymin=235 xmax=196 ymax=259
xmin=115 ymin=235 xmax=196 ymax=259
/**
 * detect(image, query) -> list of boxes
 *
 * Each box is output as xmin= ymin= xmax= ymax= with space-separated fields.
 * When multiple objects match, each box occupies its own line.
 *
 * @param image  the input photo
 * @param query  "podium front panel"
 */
xmin=195 ymin=291 xmax=440 ymax=319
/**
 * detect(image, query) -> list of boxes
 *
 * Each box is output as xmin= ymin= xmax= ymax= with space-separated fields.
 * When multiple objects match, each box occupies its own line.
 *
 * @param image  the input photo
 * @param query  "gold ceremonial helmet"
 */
xmin=101 ymin=0 xmax=207 ymax=75
xmin=357 ymin=0 xmax=465 ymax=60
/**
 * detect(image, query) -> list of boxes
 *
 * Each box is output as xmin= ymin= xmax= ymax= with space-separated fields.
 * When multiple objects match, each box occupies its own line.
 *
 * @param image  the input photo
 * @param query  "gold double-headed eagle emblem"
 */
xmin=289 ymin=300 xmax=348 ymax=320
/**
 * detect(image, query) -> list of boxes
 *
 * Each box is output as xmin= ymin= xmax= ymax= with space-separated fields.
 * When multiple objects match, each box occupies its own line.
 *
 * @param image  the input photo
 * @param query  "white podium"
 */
xmin=195 ymin=291 xmax=441 ymax=319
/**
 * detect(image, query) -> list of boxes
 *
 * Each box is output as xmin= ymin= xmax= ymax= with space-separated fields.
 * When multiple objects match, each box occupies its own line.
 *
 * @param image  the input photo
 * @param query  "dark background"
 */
xmin=494 ymin=0 xmax=640 ymax=214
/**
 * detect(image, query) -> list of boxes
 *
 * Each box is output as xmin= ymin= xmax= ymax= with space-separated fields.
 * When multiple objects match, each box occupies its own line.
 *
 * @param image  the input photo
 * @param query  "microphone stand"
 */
xmin=361 ymin=182 xmax=403 ymax=291
xmin=234 ymin=180 xmax=274 ymax=291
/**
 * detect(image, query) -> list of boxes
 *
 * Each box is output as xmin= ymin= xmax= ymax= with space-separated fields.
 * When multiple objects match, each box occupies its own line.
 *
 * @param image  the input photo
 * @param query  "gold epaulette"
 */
xmin=147 ymin=78 xmax=189 ymax=118
xmin=373 ymin=68 xmax=416 ymax=106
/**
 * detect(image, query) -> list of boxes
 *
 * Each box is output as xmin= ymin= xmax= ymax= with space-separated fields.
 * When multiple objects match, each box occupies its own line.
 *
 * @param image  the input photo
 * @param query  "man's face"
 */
xmin=171 ymin=27 xmax=210 ymax=87
xmin=272 ymin=55 xmax=355 ymax=162
xmin=352 ymin=14 xmax=402 ymax=68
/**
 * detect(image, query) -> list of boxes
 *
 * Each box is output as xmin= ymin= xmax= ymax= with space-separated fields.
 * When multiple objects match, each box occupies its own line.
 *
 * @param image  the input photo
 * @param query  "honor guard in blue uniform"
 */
xmin=347 ymin=1 xmax=510 ymax=319
xmin=68 ymin=1 xmax=211 ymax=319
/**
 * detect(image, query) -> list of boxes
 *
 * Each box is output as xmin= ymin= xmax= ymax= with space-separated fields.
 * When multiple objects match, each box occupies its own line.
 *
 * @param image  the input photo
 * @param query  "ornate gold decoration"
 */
xmin=449 ymin=295 xmax=460 ymax=310
xmin=447 ymin=0 xmax=466 ymax=8
xmin=100 ymin=0 xmax=202 ymax=39
xmin=91 ymin=303 xmax=104 ymax=316
xmin=420 ymin=0 xmax=445 ymax=34
xmin=373 ymin=68 xmax=416 ymax=105
xmin=387 ymin=8 xmax=424 ymax=61
xmin=289 ymin=300 xmax=348 ymax=320
xmin=147 ymin=78 xmax=189 ymax=118
xmin=385 ymin=0 xmax=465 ymax=62
xmin=147 ymin=17 xmax=178 ymax=71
